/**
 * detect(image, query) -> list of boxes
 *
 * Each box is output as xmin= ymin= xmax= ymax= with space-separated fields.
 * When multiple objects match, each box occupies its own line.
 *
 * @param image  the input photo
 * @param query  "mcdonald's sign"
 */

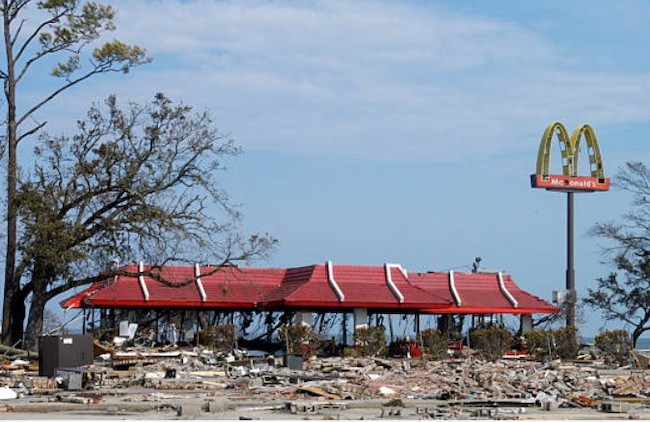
xmin=530 ymin=122 xmax=610 ymax=192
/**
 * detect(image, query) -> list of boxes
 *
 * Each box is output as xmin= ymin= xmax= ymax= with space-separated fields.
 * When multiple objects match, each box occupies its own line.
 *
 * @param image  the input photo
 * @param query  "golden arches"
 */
xmin=536 ymin=122 xmax=570 ymax=177
xmin=535 ymin=121 xmax=606 ymax=180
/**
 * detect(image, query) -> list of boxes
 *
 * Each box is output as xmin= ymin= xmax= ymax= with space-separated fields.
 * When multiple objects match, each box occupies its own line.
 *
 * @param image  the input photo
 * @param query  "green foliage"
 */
xmin=17 ymin=94 xmax=277 ymax=345
xmin=469 ymin=326 xmax=514 ymax=361
xmin=548 ymin=326 xmax=579 ymax=360
xmin=20 ymin=94 xmax=253 ymax=273
xmin=523 ymin=330 xmax=549 ymax=361
xmin=342 ymin=346 xmax=360 ymax=358
xmin=523 ymin=327 xmax=579 ymax=361
xmin=314 ymin=337 xmax=338 ymax=357
xmin=353 ymin=326 xmax=387 ymax=357
xmin=1 ymin=0 xmax=150 ymax=346
xmin=280 ymin=325 xmax=320 ymax=358
xmin=199 ymin=325 xmax=236 ymax=351
xmin=449 ymin=315 xmax=465 ymax=340
xmin=384 ymin=399 xmax=404 ymax=407
xmin=595 ymin=329 xmax=633 ymax=367
xmin=420 ymin=328 xmax=448 ymax=360
xmin=92 ymin=40 xmax=150 ymax=73
xmin=36 ymin=1 xmax=150 ymax=77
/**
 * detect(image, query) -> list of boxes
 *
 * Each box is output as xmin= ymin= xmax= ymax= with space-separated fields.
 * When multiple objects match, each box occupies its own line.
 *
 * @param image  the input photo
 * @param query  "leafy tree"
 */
xmin=594 ymin=329 xmax=633 ymax=367
xmin=16 ymin=93 xmax=276 ymax=346
xmin=468 ymin=325 xmax=514 ymax=361
xmin=584 ymin=161 xmax=650 ymax=347
xmin=1 ymin=1 xmax=149 ymax=345
xmin=523 ymin=327 xmax=579 ymax=361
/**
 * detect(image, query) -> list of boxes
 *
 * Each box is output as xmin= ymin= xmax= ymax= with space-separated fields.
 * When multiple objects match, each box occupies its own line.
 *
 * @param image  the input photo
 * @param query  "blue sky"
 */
xmin=23 ymin=1 xmax=650 ymax=337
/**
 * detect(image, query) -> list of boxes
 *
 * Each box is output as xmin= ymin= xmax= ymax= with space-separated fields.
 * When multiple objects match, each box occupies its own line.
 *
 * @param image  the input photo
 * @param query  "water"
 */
xmin=635 ymin=338 xmax=650 ymax=349
xmin=582 ymin=336 xmax=650 ymax=349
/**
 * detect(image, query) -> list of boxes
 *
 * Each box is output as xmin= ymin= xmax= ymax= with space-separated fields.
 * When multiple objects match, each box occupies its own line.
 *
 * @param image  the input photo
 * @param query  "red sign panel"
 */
xmin=530 ymin=174 xmax=610 ymax=192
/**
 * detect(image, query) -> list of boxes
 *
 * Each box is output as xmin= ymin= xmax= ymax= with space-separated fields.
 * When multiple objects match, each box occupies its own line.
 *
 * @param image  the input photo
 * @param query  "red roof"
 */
xmin=259 ymin=263 xmax=451 ymax=310
xmin=409 ymin=270 xmax=558 ymax=314
xmin=61 ymin=263 xmax=285 ymax=309
xmin=60 ymin=280 xmax=107 ymax=310
xmin=60 ymin=262 xmax=557 ymax=315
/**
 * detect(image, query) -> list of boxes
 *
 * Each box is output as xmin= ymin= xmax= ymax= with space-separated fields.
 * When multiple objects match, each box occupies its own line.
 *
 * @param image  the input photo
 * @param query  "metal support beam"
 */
xmin=566 ymin=191 xmax=576 ymax=328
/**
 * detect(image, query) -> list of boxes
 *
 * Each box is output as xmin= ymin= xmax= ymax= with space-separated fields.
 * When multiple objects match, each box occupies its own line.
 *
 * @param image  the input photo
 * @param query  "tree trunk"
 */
xmin=265 ymin=312 xmax=273 ymax=343
xmin=633 ymin=325 xmax=646 ymax=349
xmin=8 ymin=292 xmax=26 ymax=347
xmin=25 ymin=290 xmax=46 ymax=351
xmin=2 ymin=1 xmax=19 ymax=346
xmin=24 ymin=262 xmax=54 ymax=350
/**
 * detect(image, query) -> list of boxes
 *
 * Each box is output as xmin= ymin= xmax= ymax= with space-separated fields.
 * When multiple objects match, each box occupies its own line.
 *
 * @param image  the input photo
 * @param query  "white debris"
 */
xmin=0 ymin=386 xmax=18 ymax=400
xmin=379 ymin=386 xmax=396 ymax=396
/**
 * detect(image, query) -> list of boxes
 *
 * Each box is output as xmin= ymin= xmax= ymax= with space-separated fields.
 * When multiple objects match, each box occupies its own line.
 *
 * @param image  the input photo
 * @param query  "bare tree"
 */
xmin=41 ymin=307 xmax=62 ymax=334
xmin=584 ymin=161 xmax=650 ymax=347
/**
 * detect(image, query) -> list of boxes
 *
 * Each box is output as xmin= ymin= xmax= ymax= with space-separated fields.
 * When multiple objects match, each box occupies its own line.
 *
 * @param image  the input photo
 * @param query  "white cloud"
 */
xmin=36 ymin=0 xmax=650 ymax=163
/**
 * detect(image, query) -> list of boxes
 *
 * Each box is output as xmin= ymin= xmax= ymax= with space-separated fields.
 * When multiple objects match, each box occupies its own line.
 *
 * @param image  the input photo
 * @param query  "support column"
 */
xmin=293 ymin=311 xmax=313 ymax=327
xmin=353 ymin=308 xmax=368 ymax=329
xmin=353 ymin=308 xmax=369 ymax=347
xmin=438 ymin=315 xmax=449 ymax=339
xmin=91 ymin=308 xmax=96 ymax=336
xmin=520 ymin=314 xmax=533 ymax=335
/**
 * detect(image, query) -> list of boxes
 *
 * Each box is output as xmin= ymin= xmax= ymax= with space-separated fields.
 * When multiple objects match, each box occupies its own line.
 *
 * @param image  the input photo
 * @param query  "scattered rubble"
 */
xmin=2 ymin=341 xmax=650 ymax=419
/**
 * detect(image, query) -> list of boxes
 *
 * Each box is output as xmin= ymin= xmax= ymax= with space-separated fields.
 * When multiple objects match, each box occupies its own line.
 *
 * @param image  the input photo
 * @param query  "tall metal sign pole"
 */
xmin=566 ymin=191 xmax=575 ymax=327
xmin=530 ymin=122 xmax=609 ymax=328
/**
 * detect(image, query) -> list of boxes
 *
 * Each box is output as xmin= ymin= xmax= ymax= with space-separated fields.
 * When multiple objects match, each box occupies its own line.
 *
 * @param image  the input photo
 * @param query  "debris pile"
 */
xmin=305 ymin=357 xmax=650 ymax=405
xmin=2 ymin=343 xmax=650 ymax=418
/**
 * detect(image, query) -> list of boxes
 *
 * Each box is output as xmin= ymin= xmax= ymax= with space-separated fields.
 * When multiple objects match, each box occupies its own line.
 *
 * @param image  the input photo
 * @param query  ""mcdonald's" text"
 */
xmin=530 ymin=174 xmax=610 ymax=192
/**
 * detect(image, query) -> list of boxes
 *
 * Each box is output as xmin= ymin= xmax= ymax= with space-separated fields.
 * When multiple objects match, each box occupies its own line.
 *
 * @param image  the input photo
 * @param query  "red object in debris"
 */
xmin=408 ymin=341 xmax=422 ymax=358
xmin=503 ymin=350 xmax=531 ymax=359
xmin=389 ymin=339 xmax=422 ymax=358
xmin=448 ymin=340 xmax=463 ymax=352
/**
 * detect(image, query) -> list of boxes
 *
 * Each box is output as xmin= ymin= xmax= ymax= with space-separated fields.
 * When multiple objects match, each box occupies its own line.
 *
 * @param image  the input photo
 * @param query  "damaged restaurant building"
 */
xmin=59 ymin=261 xmax=558 ymax=352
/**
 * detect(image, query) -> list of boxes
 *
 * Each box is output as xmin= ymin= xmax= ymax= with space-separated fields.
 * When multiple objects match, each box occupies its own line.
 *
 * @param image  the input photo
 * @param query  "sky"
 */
xmin=16 ymin=0 xmax=650 ymax=337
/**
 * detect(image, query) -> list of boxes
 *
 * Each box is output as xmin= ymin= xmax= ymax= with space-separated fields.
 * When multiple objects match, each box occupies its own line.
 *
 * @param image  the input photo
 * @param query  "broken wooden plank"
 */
xmin=296 ymin=385 xmax=341 ymax=400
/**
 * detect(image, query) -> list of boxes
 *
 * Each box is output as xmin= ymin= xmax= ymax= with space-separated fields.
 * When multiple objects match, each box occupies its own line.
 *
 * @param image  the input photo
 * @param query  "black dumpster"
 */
xmin=39 ymin=335 xmax=93 ymax=377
